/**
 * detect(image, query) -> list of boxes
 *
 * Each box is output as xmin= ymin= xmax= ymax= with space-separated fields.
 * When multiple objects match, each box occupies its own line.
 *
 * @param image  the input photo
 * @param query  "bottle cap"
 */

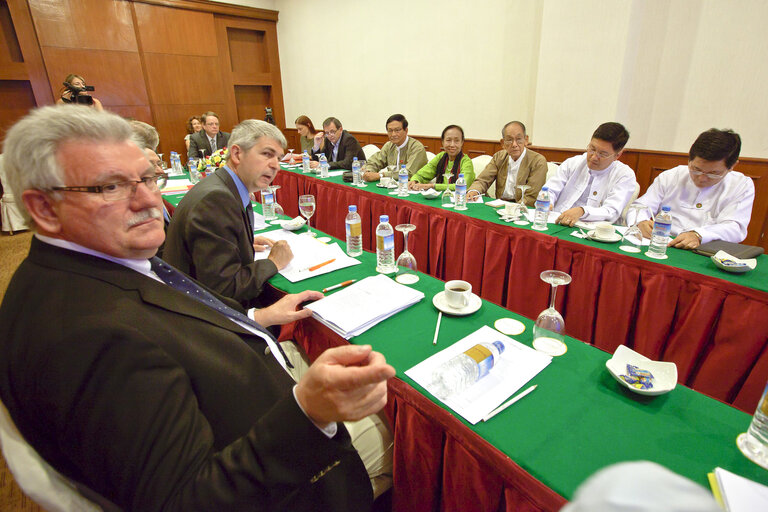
xmin=542 ymin=186 xmax=548 ymax=191
xmin=380 ymin=215 xmax=389 ymax=223
xmin=349 ymin=205 xmax=357 ymax=212
xmin=661 ymin=205 xmax=671 ymax=212
xmin=353 ymin=157 xmax=358 ymax=161
xmin=458 ymin=173 xmax=464 ymax=178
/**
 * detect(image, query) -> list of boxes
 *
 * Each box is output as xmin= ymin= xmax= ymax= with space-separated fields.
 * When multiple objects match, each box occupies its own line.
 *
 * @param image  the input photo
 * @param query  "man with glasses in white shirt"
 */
xmin=633 ymin=128 xmax=754 ymax=249
xmin=309 ymin=117 xmax=365 ymax=170
xmin=544 ymin=122 xmax=637 ymax=226
xmin=467 ymin=121 xmax=548 ymax=206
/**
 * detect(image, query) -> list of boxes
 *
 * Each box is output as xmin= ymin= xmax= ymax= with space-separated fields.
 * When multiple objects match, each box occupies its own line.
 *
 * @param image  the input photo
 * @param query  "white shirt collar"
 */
xmin=509 ymin=148 xmax=527 ymax=165
xmin=34 ymin=234 xmax=153 ymax=276
xmin=397 ymin=136 xmax=409 ymax=150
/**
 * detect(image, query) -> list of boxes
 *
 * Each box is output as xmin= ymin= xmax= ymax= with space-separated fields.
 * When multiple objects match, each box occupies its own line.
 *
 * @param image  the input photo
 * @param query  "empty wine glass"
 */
xmin=395 ymin=224 xmax=418 ymax=283
xmin=157 ymin=153 xmax=167 ymax=170
xmin=285 ymin=148 xmax=294 ymax=165
xmin=619 ymin=204 xmax=648 ymax=253
xmin=298 ymin=194 xmax=316 ymax=237
xmin=514 ymin=184 xmax=531 ymax=225
xmin=271 ymin=185 xmax=284 ymax=219
xmin=533 ymin=270 xmax=572 ymax=356
xmin=440 ymin=171 xmax=454 ymax=207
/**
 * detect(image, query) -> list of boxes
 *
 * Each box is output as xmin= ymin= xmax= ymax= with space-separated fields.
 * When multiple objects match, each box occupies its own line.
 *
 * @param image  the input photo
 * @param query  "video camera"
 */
xmin=63 ymin=82 xmax=95 ymax=105
xmin=264 ymin=107 xmax=275 ymax=125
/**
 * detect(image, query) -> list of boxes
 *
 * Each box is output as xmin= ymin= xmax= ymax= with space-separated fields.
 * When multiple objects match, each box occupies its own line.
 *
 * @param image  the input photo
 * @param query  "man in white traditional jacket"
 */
xmin=545 ymin=122 xmax=637 ymax=226
xmin=634 ymin=128 xmax=754 ymax=250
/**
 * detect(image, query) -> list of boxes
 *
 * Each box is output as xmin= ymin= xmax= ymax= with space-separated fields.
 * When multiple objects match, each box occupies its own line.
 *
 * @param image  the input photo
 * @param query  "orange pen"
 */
xmin=307 ymin=258 xmax=335 ymax=272
xmin=322 ymin=279 xmax=356 ymax=293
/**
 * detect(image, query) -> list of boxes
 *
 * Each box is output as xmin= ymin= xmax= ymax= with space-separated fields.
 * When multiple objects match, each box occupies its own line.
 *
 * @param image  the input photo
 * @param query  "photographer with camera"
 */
xmin=56 ymin=74 xmax=103 ymax=111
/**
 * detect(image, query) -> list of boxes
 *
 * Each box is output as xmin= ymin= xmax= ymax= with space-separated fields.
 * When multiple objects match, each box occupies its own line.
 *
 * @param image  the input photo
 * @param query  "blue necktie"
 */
xmin=149 ymin=257 xmax=292 ymax=368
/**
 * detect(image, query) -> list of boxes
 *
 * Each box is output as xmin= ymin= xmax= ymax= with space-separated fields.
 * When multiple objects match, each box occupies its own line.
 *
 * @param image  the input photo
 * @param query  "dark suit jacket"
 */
xmin=188 ymin=130 xmax=231 ymax=159
xmin=164 ymin=167 xmax=277 ymax=310
xmin=0 ymin=238 xmax=372 ymax=511
xmin=310 ymin=130 xmax=365 ymax=170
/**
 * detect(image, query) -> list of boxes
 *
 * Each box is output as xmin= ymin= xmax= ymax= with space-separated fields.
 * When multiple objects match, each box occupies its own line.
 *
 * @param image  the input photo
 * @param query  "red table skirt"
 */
xmin=289 ymin=318 xmax=568 ymax=512
xmin=273 ymin=172 xmax=768 ymax=413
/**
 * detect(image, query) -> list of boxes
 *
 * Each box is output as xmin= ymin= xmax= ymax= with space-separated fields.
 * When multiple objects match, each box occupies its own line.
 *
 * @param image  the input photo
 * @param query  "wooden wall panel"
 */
xmin=227 ymin=27 xmax=269 ymax=76
xmin=142 ymin=53 xmax=226 ymax=105
xmin=234 ymin=85 xmax=270 ymax=124
xmin=5 ymin=0 xmax=52 ymax=105
xmin=152 ymin=102 xmax=226 ymax=158
xmin=133 ymin=2 xmax=215 ymax=56
xmin=41 ymin=47 xmax=148 ymax=107
xmin=29 ymin=0 xmax=137 ymax=51
xmin=0 ymin=79 xmax=35 ymax=142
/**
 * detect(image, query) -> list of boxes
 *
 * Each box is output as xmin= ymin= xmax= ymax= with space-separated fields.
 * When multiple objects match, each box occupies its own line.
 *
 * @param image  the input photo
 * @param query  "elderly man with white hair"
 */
xmin=0 ymin=106 xmax=393 ymax=511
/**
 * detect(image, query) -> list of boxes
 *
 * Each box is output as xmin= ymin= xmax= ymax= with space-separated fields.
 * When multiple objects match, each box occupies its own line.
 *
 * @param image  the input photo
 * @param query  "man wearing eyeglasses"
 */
xmin=362 ymin=113 xmax=427 ymax=181
xmin=0 ymin=106 xmax=394 ymax=511
xmin=309 ymin=117 xmax=365 ymax=170
xmin=467 ymin=121 xmax=548 ymax=205
xmin=545 ymin=122 xmax=637 ymax=226
xmin=633 ymin=129 xmax=754 ymax=249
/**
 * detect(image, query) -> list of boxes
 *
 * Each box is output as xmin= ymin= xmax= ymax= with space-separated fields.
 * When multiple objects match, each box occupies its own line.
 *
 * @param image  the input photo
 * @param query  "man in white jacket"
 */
xmin=634 ymin=128 xmax=754 ymax=250
xmin=545 ymin=122 xmax=637 ymax=226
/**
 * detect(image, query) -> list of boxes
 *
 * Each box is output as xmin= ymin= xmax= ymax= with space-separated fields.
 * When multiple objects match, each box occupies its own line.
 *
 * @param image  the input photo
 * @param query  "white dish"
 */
xmin=587 ymin=230 xmax=622 ymax=243
xmin=421 ymin=189 xmax=440 ymax=199
xmin=711 ymin=250 xmax=756 ymax=273
xmin=376 ymin=183 xmax=398 ymax=189
xmin=432 ymin=291 xmax=482 ymax=316
xmin=605 ymin=345 xmax=677 ymax=396
xmin=494 ymin=318 xmax=525 ymax=336
xmin=280 ymin=217 xmax=306 ymax=231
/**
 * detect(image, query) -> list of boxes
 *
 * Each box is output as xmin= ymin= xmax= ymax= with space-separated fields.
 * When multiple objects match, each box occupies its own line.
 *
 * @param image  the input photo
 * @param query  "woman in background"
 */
xmin=408 ymin=125 xmax=474 ymax=191
xmin=56 ymin=74 xmax=103 ymax=110
xmin=295 ymin=115 xmax=318 ymax=152
xmin=184 ymin=116 xmax=203 ymax=151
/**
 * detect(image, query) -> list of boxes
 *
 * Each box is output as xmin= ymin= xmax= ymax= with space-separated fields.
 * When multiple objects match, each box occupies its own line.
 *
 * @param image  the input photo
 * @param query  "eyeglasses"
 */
xmin=503 ymin=137 xmax=526 ymax=147
xmin=586 ymin=145 xmax=615 ymax=159
xmin=688 ymin=165 xmax=727 ymax=180
xmin=52 ymin=173 xmax=168 ymax=201
xmin=387 ymin=127 xmax=404 ymax=135
xmin=325 ymin=129 xmax=339 ymax=137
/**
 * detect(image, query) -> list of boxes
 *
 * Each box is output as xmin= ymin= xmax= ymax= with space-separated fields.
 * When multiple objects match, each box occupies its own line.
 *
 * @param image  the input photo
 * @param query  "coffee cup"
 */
xmin=380 ymin=176 xmax=392 ymax=187
xmin=595 ymin=222 xmax=615 ymax=239
xmin=445 ymin=280 xmax=472 ymax=309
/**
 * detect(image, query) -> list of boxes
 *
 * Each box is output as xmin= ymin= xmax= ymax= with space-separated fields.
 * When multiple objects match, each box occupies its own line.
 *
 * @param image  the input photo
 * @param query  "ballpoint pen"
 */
xmin=303 ymin=258 xmax=335 ymax=272
xmin=482 ymin=385 xmax=537 ymax=422
xmin=322 ymin=279 xmax=356 ymax=293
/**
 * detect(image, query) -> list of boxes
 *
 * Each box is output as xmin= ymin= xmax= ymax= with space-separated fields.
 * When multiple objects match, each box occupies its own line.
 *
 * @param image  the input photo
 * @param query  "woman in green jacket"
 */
xmin=408 ymin=124 xmax=474 ymax=191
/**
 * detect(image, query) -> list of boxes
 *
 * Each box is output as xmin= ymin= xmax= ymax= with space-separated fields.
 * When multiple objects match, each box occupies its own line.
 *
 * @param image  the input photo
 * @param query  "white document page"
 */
xmin=253 ymin=228 xmax=360 ymax=282
xmin=305 ymin=274 xmax=425 ymax=339
xmin=715 ymin=466 xmax=768 ymax=511
xmin=161 ymin=179 xmax=193 ymax=194
xmin=405 ymin=325 xmax=552 ymax=425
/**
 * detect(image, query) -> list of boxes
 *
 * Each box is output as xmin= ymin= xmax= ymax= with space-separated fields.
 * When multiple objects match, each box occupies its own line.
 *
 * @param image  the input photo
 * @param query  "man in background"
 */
xmin=188 ymin=111 xmax=230 ymax=159
xmin=634 ymin=128 xmax=754 ymax=249
xmin=467 ymin=121 xmax=548 ymax=206
xmin=362 ymin=114 xmax=427 ymax=181
xmin=309 ymin=117 xmax=365 ymax=170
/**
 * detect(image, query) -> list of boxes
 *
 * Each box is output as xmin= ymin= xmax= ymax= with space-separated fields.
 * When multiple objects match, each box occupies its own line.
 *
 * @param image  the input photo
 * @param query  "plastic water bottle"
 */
xmin=397 ymin=164 xmax=409 ymax=197
xmin=302 ymin=151 xmax=310 ymax=173
xmin=352 ymin=157 xmax=362 ymax=186
xmin=205 ymin=162 xmax=214 ymax=177
xmin=375 ymin=215 xmax=396 ymax=274
xmin=741 ymin=382 xmax=768 ymax=467
xmin=532 ymin=186 xmax=550 ymax=231
xmin=646 ymin=206 xmax=672 ymax=259
xmin=319 ymin=154 xmax=330 ymax=178
xmin=455 ymin=173 xmax=467 ymax=210
xmin=172 ymin=153 xmax=183 ymax=175
xmin=345 ymin=205 xmax=363 ymax=257
xmin=188 ymin=158 xmax=200 ymax=184
xmin=262 ymin=187 xmax=276 ymax=220
xmin=430 ymin=341 xmax=506 ymax=400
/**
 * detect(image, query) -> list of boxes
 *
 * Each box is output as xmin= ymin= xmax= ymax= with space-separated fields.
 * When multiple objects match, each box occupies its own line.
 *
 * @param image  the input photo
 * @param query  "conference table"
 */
xmin=163 ymin=170 xmax=768 ymax=511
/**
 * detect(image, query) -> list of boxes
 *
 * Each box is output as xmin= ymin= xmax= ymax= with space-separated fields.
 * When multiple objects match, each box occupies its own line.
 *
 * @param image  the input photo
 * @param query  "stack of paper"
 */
xmin=253 ymin=229 xmax=360 ymax=282
xmin=405 ymin=325 xmax=552 ymax=424
xmin=711 ymin=466 xmax=768 ymax=511
xmin=305 ymin=274 xmax=424 ymax=339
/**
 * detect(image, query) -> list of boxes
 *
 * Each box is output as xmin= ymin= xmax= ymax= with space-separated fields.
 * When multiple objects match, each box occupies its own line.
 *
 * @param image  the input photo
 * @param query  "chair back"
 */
xmin=425 ymin=151 xmax=436 ymax=162
xmin=546 ymin=161 xmax=560 ymax=182
xmin=620 ymin=182 xmax=641 ymax=225
xmin=0 ymin=154 xmax=31 ymax=233
xmin=0 ymin=399 xmax=103 ymax=512
xmin=362 ymin=144 xmax=379 ymax=160
xmin=470 ymin=155 xmax=494 ymax=197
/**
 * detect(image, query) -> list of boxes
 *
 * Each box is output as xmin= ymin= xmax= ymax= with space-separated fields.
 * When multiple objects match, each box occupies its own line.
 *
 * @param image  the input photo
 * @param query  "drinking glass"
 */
xmin=157 ymin=153 xmax=167 ymax=170
xmin=271 ymin=185 xmax=284 ymax=219
xmin=533 ymin=270 xmax=572 ymax=350
xmin=619 ymin=204 xmax=649 ymax=253
xmin=285 ymin=148 xmax=294 ymax=165
xmin=514 ymin=184 xmax=531 ymax=225
xmin=440 ymin=172 xmax=454 ymax=207
xmin=298 ymin=194 xmax=316 ymax=237
xmin=395 ymin=224 xmax=418 ymax=280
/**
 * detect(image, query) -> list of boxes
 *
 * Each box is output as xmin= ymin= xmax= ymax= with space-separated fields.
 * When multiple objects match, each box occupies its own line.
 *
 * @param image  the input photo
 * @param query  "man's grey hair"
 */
xmin=225 ymin=119 xmax=287 ymax=162
xmin=2 ymin=105 xmax=139 ymax=221
xmin=129 ymin=120 xmax=159 ymax=151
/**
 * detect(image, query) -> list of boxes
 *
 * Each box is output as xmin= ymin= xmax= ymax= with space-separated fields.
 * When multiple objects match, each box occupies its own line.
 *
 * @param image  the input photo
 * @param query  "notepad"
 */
xmin=305 ymin=274 xmax=424 ymax=339
xmin=711 ymin=466 xmax=768 ymax=511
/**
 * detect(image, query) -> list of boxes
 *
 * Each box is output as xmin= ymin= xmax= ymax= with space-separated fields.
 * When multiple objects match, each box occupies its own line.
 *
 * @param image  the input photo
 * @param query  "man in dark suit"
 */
xmin=165 ymin=120 xmax=294 ymax=310
xmin=187 ymin=111 xmax=231 ymax=159
xmin=309 ymin=117 xmax=365 ymax=170
xmin=0 ymin=105 xmax=394 ymax=511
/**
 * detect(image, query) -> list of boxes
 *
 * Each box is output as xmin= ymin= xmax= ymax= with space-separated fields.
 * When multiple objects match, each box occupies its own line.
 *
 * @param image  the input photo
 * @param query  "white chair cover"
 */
xmin=0 ymin=154 xmax=31 ymax=233
xmin=470 ymin=154 xmax=493 ymax=197
xmin=362 ymin=144 xmax=380 ymax=160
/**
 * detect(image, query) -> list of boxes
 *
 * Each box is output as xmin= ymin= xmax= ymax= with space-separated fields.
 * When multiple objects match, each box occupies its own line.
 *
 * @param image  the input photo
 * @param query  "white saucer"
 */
xmin=587 ymin=230 xmax=622 ymax=243
xmin=432 ymin=291 xmax=481 ymax=316
xmin=316 ymin=236 xmax=332 ymax=243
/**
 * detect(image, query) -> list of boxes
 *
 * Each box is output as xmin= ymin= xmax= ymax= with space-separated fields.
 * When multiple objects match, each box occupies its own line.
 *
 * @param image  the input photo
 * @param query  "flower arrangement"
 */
xmin=196 ymin=147 xmax=228 ymax=176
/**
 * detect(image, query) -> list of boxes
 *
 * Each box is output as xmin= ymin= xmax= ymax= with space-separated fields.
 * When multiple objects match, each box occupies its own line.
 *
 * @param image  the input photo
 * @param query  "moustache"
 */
xmin=127 ymin=208 xmax=162 ymax=227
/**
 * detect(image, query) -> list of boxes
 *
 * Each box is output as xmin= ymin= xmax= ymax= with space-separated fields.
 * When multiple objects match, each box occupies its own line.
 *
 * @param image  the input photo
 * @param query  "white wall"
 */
xmin=275 ymin=0 xmax=768 ymax=158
